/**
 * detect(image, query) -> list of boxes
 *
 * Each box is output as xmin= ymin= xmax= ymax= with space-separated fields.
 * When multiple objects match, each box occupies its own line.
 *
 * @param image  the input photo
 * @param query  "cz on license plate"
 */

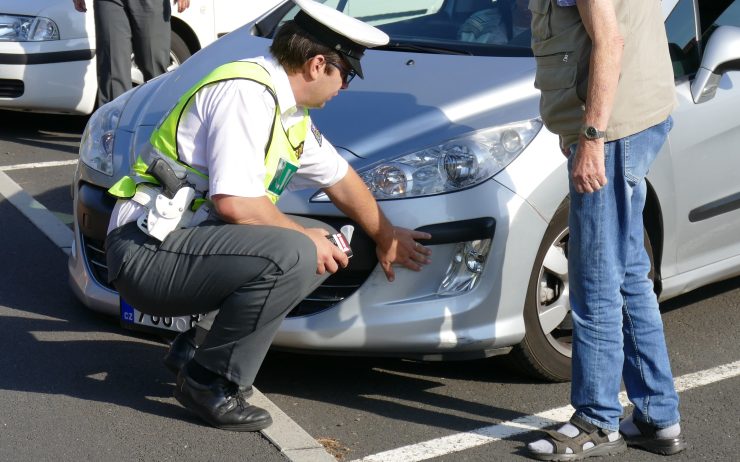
xmin=121 ymin=298 xmax=204 ymax=333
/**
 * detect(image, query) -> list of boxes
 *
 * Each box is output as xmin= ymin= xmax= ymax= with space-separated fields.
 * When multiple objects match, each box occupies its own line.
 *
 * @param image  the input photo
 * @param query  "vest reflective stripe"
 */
xmin=108 ymin=61 xmax=309 ymax=205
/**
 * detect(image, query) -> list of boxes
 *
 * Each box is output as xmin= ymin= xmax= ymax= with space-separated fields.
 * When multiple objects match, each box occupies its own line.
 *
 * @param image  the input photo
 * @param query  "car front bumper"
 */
xmin=69 ymin=173 xmax=548 ymax=357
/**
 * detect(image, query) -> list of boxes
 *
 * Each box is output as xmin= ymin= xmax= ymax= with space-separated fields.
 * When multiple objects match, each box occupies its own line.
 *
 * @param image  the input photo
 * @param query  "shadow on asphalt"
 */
xmin=659 ymin=276 xmax=740 ymax=314
xmin=0 ymin=199 xmax=192 ymax=423
xmin=0 ymin=110 xmax=87 ymax=155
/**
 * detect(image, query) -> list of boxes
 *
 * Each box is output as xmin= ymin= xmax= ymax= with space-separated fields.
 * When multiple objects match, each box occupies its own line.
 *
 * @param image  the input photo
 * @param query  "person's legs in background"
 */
xmin=94 ymin=0 xmax=132 ymax=105
xmin=128 ymin=0 xmax=171 ymax=82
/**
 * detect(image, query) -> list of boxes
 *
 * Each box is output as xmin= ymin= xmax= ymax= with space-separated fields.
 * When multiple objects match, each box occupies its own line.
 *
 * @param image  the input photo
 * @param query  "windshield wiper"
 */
xmin=376 ymin=42 xmax=473 ymax=56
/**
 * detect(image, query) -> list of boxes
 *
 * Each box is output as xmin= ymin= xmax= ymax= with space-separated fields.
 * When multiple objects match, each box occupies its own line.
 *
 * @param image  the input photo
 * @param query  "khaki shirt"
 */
xmin=529 ymin=0 xmax=677 ymax=147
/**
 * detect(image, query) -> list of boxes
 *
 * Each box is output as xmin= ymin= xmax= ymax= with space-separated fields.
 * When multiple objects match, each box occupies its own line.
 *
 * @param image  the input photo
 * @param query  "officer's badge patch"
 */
xmin=295 ymin=141 xmax=304 ymax=159
xmin=311 ymin=123 xmax=323 ymax=146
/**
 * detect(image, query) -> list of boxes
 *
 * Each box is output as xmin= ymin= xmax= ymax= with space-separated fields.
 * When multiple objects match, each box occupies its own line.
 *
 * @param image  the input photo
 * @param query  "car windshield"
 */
xmin=258 ymin=0 xmax=534 ymax=57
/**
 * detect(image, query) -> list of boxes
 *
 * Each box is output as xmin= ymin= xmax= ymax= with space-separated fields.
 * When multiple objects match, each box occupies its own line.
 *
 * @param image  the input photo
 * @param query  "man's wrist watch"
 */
xmin=582 ymin=125 xmax=606 ymax=140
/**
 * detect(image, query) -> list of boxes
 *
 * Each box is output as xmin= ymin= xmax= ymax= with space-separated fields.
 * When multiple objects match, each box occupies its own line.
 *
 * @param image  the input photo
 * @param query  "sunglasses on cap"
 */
xmin=327 ymin=61 xmax=356 ymax=87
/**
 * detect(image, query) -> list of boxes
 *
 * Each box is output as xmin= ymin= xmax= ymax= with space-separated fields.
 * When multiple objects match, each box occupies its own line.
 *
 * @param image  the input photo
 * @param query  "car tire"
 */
xmin=511 ymin=198 xmax=656 ymax=382
xmin=169 ymin=30 xmax=191 ymax=71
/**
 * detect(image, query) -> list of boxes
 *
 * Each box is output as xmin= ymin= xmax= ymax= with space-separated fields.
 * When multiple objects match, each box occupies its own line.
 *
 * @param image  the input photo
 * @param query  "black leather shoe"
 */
xmin=163 ymin=329 xmax=197 ymax=375
xmin=174 ymin=370 xmax=271 ymax=432
xmin=164 ymin=330 xmax=254 ymax=398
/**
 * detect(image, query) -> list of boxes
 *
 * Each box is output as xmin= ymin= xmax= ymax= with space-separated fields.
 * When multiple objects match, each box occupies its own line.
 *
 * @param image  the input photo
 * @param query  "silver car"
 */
xmin=68 ymin=0 xmax=740 ymax=381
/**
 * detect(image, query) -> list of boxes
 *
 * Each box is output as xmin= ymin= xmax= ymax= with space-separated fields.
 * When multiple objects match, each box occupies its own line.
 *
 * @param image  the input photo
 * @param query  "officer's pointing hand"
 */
xmin=377 ymin=227 xmax=432 ymax=282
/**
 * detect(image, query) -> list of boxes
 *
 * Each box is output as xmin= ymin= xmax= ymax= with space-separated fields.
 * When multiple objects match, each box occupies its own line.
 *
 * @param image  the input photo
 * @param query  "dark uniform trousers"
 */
xmin=106 ymin=216 xmax=333 ymax=387
xmin=93 ymin=0 xmax=172 ymax=105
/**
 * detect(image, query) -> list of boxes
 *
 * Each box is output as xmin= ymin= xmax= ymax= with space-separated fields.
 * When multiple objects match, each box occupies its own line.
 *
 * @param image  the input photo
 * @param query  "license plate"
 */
xmin=120 ymin=298 xmax=204 ymax=333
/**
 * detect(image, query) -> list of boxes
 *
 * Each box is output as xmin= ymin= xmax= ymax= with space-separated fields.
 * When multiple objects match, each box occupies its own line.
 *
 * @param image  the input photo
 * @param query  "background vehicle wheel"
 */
xmin=131 ymin=30 xmax=192 ymax=86
xmin=511 ymin=198 xmax=656 ymax=382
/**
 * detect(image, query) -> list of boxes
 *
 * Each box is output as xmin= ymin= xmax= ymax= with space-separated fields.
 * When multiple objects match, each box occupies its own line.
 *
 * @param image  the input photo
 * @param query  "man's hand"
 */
xmin=174 ymin=0 xmax=190 ymax=13
xmin=571 ymin=139 xmax=607 ymax=194
xmin=72 ymin=0 xmax=86 ymax=12
xmin=376 ymin=227 xmax=432 ymax=282
xmin=305 ymin=228 xmax=349 ymax=275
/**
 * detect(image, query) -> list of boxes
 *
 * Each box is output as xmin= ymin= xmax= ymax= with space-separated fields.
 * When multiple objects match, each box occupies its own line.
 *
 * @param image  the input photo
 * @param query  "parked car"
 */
xmin=68 ymin=0 xmax=740 ymax=382
xmin=0 ymin=0 xmax=282 ymax=115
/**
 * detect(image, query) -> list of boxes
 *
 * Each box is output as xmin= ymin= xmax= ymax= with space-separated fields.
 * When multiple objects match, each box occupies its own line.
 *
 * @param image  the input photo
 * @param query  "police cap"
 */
xmin=293 ymin=0 xmax=389 ymax=79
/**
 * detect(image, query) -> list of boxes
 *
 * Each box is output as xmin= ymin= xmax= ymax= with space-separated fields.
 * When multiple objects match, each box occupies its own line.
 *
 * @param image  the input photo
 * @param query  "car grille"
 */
xmin=83 ymin=235 xmax=113 ymax=290
xmin=80 ymin=217 xmax=375 ymax=317
xmin=0 ymin=79 xmax=24 ymax=98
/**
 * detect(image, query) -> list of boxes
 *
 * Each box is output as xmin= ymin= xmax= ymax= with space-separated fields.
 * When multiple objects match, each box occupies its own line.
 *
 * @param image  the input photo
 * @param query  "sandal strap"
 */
xmin=571 ymin=416 xmax=613 ymax=445
xmin=542 ymin=429 xmax=583 ymax=454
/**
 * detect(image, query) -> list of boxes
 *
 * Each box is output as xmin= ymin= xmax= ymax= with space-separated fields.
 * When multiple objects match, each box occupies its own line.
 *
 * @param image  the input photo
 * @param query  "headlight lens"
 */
xmin=312 ymin=119 xmax=542 ymax=202
xmin=0 ymin=15 xmax=60 ymax=41
xmin=79 ymin=91 xmax=134 ymax=176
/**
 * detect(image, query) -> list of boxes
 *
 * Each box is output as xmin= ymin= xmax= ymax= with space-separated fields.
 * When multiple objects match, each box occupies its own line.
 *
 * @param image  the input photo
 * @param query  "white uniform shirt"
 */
xmin=108 ymin=56 xmax=349 ymax=233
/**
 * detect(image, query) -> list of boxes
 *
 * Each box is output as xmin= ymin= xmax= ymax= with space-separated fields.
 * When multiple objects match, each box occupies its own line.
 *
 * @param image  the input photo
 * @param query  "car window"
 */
xmin=258 ymin=0 xmax=534 ymax=57
xmin=322 ymin=0 xmax=444 ymax=25
xmin=664 ymin=0 xmax=701 ymax=79
xmin=698 ymin=0 xmax=740 ymax=40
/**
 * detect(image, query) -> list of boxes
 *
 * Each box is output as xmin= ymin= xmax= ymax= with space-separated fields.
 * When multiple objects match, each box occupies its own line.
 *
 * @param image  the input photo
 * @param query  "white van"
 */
xmin=0 ymin=0 xmax=281 ymax=115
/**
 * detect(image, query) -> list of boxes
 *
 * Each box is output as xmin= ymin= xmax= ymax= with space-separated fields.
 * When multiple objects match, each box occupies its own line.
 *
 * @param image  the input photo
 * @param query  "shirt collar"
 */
xmin=249 ymin=56 xmax=300 ymax=118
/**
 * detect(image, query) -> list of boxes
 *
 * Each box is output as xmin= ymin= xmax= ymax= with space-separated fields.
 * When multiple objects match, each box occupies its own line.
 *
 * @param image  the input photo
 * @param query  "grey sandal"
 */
xmin=622 ymin=419 xmax=687 ymax=455
xmin=527 ymin=418 xmax=627 ymax=461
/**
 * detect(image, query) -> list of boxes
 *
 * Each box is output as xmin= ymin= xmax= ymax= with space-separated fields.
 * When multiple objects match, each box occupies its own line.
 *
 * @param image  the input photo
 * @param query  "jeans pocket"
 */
xmin=624 ymin=118 xmax=670 ymax=187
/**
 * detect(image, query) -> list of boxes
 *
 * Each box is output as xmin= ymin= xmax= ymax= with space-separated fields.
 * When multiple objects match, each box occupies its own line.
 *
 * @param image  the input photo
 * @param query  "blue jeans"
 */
xmin=567 ymin=117 xmax=680 ymax=432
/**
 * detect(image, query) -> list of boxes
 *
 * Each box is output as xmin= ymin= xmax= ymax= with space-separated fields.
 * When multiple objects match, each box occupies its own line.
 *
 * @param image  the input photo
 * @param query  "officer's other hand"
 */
xmin=306 ymin=228 xmax=349 ymax=275
xmin=72 ymin=0 xmax=87 ymax=12
xmin=377 ymin=227 xmax=432 ymax=282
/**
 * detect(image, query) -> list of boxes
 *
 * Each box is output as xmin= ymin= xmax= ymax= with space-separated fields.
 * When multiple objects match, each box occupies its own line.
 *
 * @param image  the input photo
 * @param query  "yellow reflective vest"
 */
xmin=109 ymin=61 xmax=310 ymax=205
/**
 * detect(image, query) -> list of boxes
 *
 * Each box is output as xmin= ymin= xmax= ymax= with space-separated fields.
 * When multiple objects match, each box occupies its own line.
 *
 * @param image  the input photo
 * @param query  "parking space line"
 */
xmin=0 ymin=160 xmax=78 ymax=171
xmin=0 ymin=170 xmax=73 ymax=255
xmin=0 ymin=168 xmax=335 ymax=462
xmin=352 ymin=360 xmax=740 ymax=462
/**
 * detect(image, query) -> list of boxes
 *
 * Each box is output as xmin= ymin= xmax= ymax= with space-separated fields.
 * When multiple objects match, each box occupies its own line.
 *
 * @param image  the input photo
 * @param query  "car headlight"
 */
xmin=0 ymin=15 xmax=60 ymax=41
xmin=311 ymin=118 xmax=542 ymax=202
xmin=79 ymin=91 xmax=134 ymax=176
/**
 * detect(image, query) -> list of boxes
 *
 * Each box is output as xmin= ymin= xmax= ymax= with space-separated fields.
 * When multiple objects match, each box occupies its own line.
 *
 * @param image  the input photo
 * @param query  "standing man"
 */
xmin=525 ymin=1 xmax=686 ymax=459
xmin=72 ymin=0 xmax=190 ymax=106
xmin=104 ymin=0 xmax=432 ymax=432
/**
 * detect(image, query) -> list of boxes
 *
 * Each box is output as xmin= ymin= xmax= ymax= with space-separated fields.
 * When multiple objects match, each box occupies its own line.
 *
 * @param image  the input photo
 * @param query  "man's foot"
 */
xmin=174 ymin=368 xmax=271 ymax=432
xmin=619 ymin=415 xmax=686 ymax=455
xmin=163 ymin=329 xmax=197 ymax=375
xmin=526 ymin=418 xmax=626 ymax=461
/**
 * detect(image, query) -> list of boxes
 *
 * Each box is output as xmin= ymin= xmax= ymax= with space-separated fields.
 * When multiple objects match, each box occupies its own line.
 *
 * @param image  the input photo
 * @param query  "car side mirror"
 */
xmin=691 ymin=26 xmax=740 ymax=104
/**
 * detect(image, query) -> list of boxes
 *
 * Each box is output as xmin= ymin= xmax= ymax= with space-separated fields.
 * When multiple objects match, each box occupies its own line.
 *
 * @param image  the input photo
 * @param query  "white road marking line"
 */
xmin=353 ymin=360 xmax=740 ymax=462
xmin=0 ymin=160 xmax=78 ymax=171
xmin=0 ymin=170 xmax=73 ymax=255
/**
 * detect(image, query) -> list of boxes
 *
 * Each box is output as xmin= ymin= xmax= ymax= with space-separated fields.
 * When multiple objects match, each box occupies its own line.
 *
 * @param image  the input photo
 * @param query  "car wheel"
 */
xmin=512 ymin=198 xmax=656 ymax=382
xmin=131 ymin=30 xmax=192 ymax=86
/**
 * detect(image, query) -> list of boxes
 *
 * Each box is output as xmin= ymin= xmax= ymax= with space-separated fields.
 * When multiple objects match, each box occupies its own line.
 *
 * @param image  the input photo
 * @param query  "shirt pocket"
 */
xmin=534 ymin=53 xmax=584 ymax=135
xmin=529 ymin=0 xmax=552 ymax=41
xmin=534 ymin=52 xmax=576 ymax=91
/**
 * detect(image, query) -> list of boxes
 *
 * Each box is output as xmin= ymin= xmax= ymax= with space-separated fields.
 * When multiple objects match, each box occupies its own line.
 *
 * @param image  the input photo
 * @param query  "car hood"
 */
xmin=120 ymin=24 xmax=540 ymax=163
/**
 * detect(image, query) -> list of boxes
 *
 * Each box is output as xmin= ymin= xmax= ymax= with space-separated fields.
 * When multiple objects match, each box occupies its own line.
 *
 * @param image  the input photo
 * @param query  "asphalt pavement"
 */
xmin=1 ymin=109 xmax=739 ymax=462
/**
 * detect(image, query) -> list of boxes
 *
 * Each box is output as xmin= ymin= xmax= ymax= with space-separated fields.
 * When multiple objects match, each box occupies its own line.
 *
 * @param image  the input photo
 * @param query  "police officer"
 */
xmin=104 ymin=0 xmax=432 ymax=432
xmin=72 ymin=0 xmax=190 ymax=105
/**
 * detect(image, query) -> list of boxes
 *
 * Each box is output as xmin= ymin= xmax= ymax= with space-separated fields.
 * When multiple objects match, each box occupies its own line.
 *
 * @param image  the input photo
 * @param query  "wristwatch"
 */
xmin=582 ymin=124 xmax=606 ymax=140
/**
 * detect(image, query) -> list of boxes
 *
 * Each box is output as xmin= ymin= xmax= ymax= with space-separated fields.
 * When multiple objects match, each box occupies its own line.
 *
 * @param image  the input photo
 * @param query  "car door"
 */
xmin=664 ymin=0 xmax=740 ymax=277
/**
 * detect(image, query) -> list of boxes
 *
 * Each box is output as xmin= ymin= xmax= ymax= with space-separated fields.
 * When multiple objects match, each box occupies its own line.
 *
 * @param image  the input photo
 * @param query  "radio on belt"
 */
xmin=326 ymin=232 xmax=353 ymax=258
